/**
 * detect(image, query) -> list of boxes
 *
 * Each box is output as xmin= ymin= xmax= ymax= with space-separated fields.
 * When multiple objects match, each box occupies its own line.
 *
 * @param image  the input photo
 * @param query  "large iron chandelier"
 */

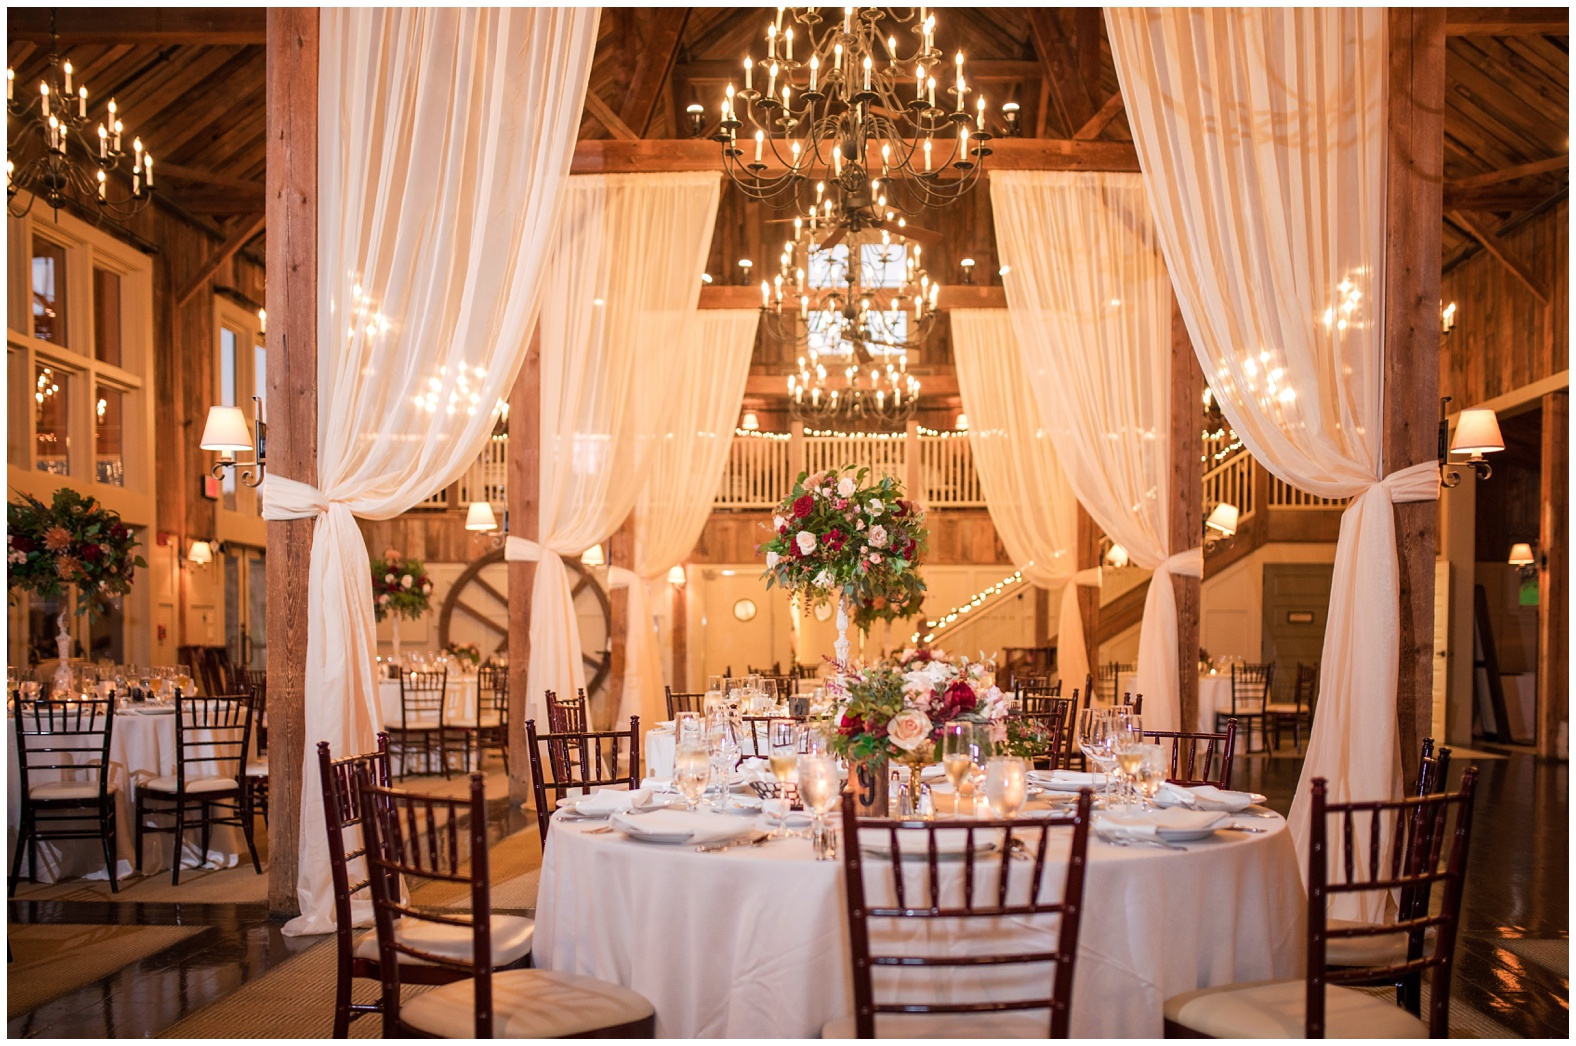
xmin=7 ymin=13 xmax=154 ymax=223
xmin=716 ymin=6 xmax=991 ymax=232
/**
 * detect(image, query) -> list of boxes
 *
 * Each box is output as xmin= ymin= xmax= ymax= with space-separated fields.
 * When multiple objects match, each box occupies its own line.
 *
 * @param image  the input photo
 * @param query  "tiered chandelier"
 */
xmin=7 ymin=14 xmax=154 ymax=223
xmin=716 ymin=6 xmax=991 ymax=231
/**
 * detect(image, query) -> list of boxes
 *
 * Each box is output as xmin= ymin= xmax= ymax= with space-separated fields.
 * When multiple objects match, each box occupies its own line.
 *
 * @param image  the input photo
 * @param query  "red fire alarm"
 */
xmin=202 ymin=475 xmax=221 ymax=500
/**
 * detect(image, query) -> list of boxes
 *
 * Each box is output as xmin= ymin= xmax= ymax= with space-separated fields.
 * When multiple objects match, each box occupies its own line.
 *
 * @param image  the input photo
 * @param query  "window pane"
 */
xmin=33 ymin=363 xmax=70 ymax=475
xmin=220 ymin=328 xmax=239 ymax=508
xmin=32 ymin=237 xmax=69 ymax=345
xmin=865 ymin=311 xmax=908 ymax=355
xmin=808 ymin=244 xmax=849 ymax=289
xmin=95 ymin=384 xmax=125 ymax=486
xmin=93 ymin=267 xmax=122 ymax=366
xmin=859 ymin=243 xmax=907 ymax=288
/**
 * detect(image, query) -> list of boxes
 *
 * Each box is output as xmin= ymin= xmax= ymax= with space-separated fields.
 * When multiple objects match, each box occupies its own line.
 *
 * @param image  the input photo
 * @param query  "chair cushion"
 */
xmin=1264 ymin=703 xmax=1303 ymax=714
xmin=1164 ymin=978 xmax=1428 ymax=1038
xmin=400 ymin=968 xmax=652 ymax=1039
xmin=1325 ymin=919 xmax=1436 ymax=969
xmin=447 ymin=716 xmax=503 ymax=729
xmin=354 ymin=914 xmax=535 ymax=968
xmin=142 ymin=775 xmax=239 ymax=795
xmin=822 ymin=1011 xmax=1051 ymax=1038
xmin=245 ymin=758 xmax=269 ymax=778
xmin=388 ymin=719 xmax=440 ymax=731
xmin=30 ymin=780 xmax=114 ymax=801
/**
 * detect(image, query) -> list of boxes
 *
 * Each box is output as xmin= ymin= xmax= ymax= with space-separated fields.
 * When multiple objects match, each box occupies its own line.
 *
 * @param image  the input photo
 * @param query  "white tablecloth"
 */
xmin=378 ymin=674 xmax=480 ymax=726
xmin=1117 ymin=672 xmax=1236 ymax=735
xmin=534 ymin=808 xmax=1303 ymax=1037
xmin=7 ymin=708 xmax=254 ymax=882
xmin=646 ymin=724 xmax=776 ymax=780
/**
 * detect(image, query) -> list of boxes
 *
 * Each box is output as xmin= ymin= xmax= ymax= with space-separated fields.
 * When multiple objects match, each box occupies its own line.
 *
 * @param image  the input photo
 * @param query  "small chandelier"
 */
xmin=7 ymin=13 xmax=154 ymax=223
xmin=715 ymin=7 xmax=991 ymax=230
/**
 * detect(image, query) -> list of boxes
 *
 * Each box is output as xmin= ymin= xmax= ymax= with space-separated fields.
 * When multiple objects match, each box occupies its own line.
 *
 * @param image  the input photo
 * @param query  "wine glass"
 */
xmin=674 ymin=711 xmax=704 ymax=749
xmin=705 ymin=706 xmax=741 ymax=808
xmin=1134 ymin=744 xmax=1167 ymax=811
xmin=984 ymin=756 xmax=1028 ymax=819
xmin=673 ymin=744 xmax=711 ymax=811
xmin=759 ymin=678 xmax=780 ymax=714
xmin=796 ymin=753 xmax=841 ymax=860
xmin=940 ymin=723 xmax=978 ymax=817
xmin=1111 ymin=715 xmax=1146 ymax=809
xmin=767 ymin=719 xmax=799 ymax=833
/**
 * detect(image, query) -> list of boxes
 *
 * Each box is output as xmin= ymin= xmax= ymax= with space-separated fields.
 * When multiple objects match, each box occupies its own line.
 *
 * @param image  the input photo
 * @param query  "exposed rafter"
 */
xmin=1028 ymin=9 xmax=1095 ymax=135
xmin=617 ymin=8 xmax=690 ymax=137
xmin=1447 ymin=209 xmax=1551 ymax=301
xmin=582 ymin=91 xmax=639 ymax=141
xmin=7 ymin=8 xmax=267 ymax=45
xmin=1446 ymin=155 xmax=1568 ymax=191
xmin=175 ymin=213 xmax=266 ymax=307
xmin=570 ymin=137 xmax=1139 ymax=175
xmin=1444 ymin=9 xmax=1569 ymax=36
xmin=1074 ymin=92 xmax=1125 ymax=141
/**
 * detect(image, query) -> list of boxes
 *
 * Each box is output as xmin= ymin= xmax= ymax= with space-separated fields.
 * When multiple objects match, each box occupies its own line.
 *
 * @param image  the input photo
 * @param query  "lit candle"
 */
xmin=844 ymin=7 xmax=852 ymax=34
xmin=927 ymin=77 xmax=936 ymax=108
xmin=144 ymin=154 xmax=153 ymax=187
xmin=40 ymin=81 xmax=49 ymax=117
xmin=78 ymin=85 xmax=86 ymax=118
xmin=790 ymin=139 xmax=801 ymax=167
xmin=63 ymin=60 xmax=72 ymax=94
xmin=834 ymin=43 xmax=843 ymax=73
xmin=976 ymin=94 xmax=986 ymax=126
xmin=725 ymin=82 xmax=735 ymax=119
xmin=782 ymin=83 xmax=790 ymax=109
xmin=923 ymin=136 xmax=932 ymax=170
xmin=881 ymin=142 xmax=890 ymax=176
xmin=887 ymin=35 xmax=897 ymax=62
xmin=755 ymin=129 xmax=764 ymax=163
xmin=863 ymin=55 xmax=872 ymax=91
xmin=745 ymin=56 xmax=753 ymax=91
xmin=96 ymin=169 xmax=105 ymax=199
xmin=761 ymin=280 xmax=770 ymax=307
xmin=808 ymin=54 xmax=818 ymax=92
xmin=797 ymin=267 xmax=805 ymax=292
xmin=6 ymin=68 xmax=13 ymax=102
xmin=97 ymin=123 xmax=106 ymax=157
xmin=833 ymin=148 xmax=841 ymax=177
xmin=959 ymin=124 xmax=968 ymax=156
xmin=785 ymin=27 xmax=793 ymax=62
xmin=957 ymin=75 xmax=966 ymax=111
xmin=916 ymin=64 xmax=924 ymax=99
xmin=776 ymin=6 xmax=785 ymax=28
xmin=767 ymin=24 xmax=777 ymax=60
xmin=47 ymin=114 xmax=58 ymax=151
xmin=768 ymin=61 xmax=777 ymax=99
xmin=114 ymin=119 xmax=123 ymax=151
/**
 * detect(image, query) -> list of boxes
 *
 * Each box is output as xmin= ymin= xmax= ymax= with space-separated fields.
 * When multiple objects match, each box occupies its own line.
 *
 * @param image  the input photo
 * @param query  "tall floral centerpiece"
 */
xmin=7 ymin=489 xmax=146 ymax=695
xmin=370 ymin=548 xmax=432 ymax=664
xmin=758 ymin=466 xmax=927 ymax=666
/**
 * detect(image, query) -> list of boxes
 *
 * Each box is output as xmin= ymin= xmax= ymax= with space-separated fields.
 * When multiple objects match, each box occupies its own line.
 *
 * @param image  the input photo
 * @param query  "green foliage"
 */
xmin=6 ymin=489 xmax=145 ymax=619
xmin=370 ymin=550 xmax=433 ymax=623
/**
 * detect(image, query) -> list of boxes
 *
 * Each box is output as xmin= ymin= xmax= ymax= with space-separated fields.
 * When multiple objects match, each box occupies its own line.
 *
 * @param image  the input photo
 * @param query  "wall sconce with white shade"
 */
xmin=580 ymin=544 xmax=605 ymax=568
xmin=1104 ymin=543 xmax=1130 ymax=569
xmin=954 ymin=412 xmax=970 ymax=432
xmin=740 ymin=411 xmax=760 ymax=431
xmin=1508 ymin=541 xmax=1544 ymax=581
xmin=1439 ymin=397 xmax=1503 ymax=487
xmin=667 ymin=565 xmax=687 ymax=586
xmin=201 ymin=395 xmax=266 ymax=488
xmin=1203 ymin=501 xmax=1239 ymax=553
xmin=464 ymin=501 xmax=498 ymax=532
xmin=187 ymin=540 xmax=214 ymax=568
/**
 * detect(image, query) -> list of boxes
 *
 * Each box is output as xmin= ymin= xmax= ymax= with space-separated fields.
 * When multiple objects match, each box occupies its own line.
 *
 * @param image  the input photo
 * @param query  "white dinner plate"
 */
xmin=135 ymin=706 xmax=176 ymax=715
xmin=1156 ymin=824 xmax=1227 ymax=842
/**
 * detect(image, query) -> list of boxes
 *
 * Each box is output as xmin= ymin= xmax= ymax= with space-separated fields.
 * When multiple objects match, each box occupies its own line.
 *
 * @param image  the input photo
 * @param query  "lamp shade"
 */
xmin=1105 ymin=543 xmax=1130 ymax=569
xmin=667 ymin=565 xmax=687 ymax=586
xmin=580 ymin=543 xmax=605 ymax=567
xmin=1508 ymin=542 xmax=1536 ymax=567
xmin=188 ymin=540 xmax=213 ymax=566
xmin=200 ymin=405 xmax=254 ymax=453
xmin=464 ymin=501 xmax=498 ymax=532
xmin=1451 ymin=409 xmax=1504 ymax=455
xmin=741 ymin=411 xmax=760 ymax=430
xmin=1205 ymin=502 xmax=1240 ymax=537
xmin=955 ymin=412 xmax=970 ymax=431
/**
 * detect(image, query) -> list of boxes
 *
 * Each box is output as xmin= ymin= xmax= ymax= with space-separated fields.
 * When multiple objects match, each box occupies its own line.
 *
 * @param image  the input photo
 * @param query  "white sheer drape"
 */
xmin=261 ymin=6 xmax=597 ymax=935
xmin=991 ymin=172 xmax=1188 ymax=728
xmin=1107 ymin=6 xmax=1435 ymax=921
xmin=505 ymin=173 xmax=721 ymax=730
xmin=615 ymin=311 xmax=758 ymax=727
xmin=951 ymin=309 xmax=1099 ymax=691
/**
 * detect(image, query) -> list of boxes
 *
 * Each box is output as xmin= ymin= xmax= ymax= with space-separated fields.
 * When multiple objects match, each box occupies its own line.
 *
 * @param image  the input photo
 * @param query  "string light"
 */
xmin=910 ymin=570 xmax=1023 ymax=645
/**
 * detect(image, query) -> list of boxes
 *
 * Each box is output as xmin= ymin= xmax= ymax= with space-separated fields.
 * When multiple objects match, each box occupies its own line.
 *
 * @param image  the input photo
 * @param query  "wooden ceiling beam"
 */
xmin=672 ymin=58 xmax=1042 ymax=86
xmin=1445 ymin=9 xmax=1569 ymax=36
xmin=175 ymin=213 xmax=266 ymax=307
xmin=1446 ymin=155 xmax=1568 ymax=191
xmin=153 ymin=162 xmax=264 ymax=193
xmin=571 ymin=137 xmax=1139 ymax=175
xmin=1028 ymin=9 xmax=1096 ymax=136
xmin=1445 ymin=188 xmax=1568 ymax=211
xmin=582 ymin=90 xmax=639 ymax=141
xmin=6 ymin=9 xmax=266 ymax=45
xmin=617 ymin=8 xmax=689 ymax=137
xmin=1073 ymin=92 xmax=1125 ymax=141
xmin=1446 ymin=209 xmax=1550 ymax=301
xmin=161 ymin=187 xmax=267 ymax=215
xmin=699 ymin=285 xmax=1006 ymax=310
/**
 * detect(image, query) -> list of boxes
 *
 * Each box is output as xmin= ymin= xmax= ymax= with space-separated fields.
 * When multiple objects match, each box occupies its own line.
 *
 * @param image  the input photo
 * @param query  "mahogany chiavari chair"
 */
xmin=544 ymin=688 xmax=587 ymax=733
xmin=1163 ymin=769 xmax=1480 ymax=1038
xmin=1220 ymin=661 xmax=1274 ymax=753
xmin=449 ymin=665 xmax=509 ymax=775
xmin=664 ymin=686 xmax=707 ymax=719
xmin=826 ymin=789 xmax=1095 ymax=1037
xmin=243 ymin=668 xmax=269 ymax=824
xmin=524 ymin=716 xmax=642 ymax=843
xmin=741 ymin=713 xmax=809 ymax=760
xmin=1019 ymin=693 xmax=1077 ymax=769
xmin=134 ymin=691 xmax=262 ymax=885
xmin=1267 ymin=662 xmax=1318 ymax=752
xmin=1141 ymin=719 xmax=1237 ymax=789
xmin=1098 ymin=661 xmax=1133 ymax=704
xmin=1014 ymin=710 xmax=1068 ymax=771
xmin=387 ymin=668 xmax=449 ymax=780
xmin=358 ymin=769 xmax=650 ymax=1038
xmin=10 ymin=697 xmax=119 ymax=893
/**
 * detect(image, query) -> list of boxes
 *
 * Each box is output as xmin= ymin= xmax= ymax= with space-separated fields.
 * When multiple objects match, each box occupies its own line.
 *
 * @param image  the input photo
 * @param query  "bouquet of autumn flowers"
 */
xmin=758 ymin=466 xmax=927 ymax=625
xmin=829 ymin=654 xmax=1011 ymax=767
xmin=370 ymin=548 xmax=433 ymax=623
xmin=7 ymin=489 xmax=145 ymax=617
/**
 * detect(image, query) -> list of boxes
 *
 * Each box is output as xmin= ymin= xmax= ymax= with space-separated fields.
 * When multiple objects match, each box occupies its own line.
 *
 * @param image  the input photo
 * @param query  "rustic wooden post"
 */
xmin=671 ymin=570 xmax=688 ymax=692
xmin=1076 ymin=504 xmax=1102 ymax=683
xmin=507 ymin=328 xmax=540 ymax=803
xmin=605 ymin=513 xmax=637 ymax=730
xmin=1169 ymin=292 xmax=1203 ymax=731
xmin=1384 ymin=8 xmax=1446 ymax=784
xmin=264 ymin=6 xmax=317 ymax=919
xmin=904 ymin=418 xmax=923 ymax=506
xmin=1537 ymin=390 xmax=1568 ymax=759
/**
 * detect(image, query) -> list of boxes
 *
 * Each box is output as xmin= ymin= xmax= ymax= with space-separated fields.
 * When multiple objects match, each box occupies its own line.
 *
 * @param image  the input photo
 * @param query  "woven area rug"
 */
xmin=1352 ymin=985 xmax=1520 ymax=1038
xmin=8 ymin=923 xmax=210 ymax=1017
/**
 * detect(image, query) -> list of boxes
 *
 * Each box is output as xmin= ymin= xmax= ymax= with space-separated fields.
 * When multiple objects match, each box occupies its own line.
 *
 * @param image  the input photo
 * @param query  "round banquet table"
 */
xmin=6 ymin=707 xmax=255 ymax=882
xmin=1117 ymin=672 xmax=1236 ymax=735
xmin=533 ymin=805 xmax=1305 ymax=1037
xmin=377 ymin=674 xmax=480 ymax=726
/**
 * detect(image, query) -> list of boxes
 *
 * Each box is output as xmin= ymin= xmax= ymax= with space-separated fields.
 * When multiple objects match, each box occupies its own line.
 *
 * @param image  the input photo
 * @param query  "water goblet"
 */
xmin=984 ymin=757 xmax=1028 ymax=819
xmin=796 ymin=753 xmax=841 ymax=860
xmin=1134 ymin=744 xmax=1167 ymax=811
xmin=674 ymin=711 xmax=704 ymax=749
xmin=673 ymin=744 xmax=711 ymax=811
xmin=766 ymin=718 xmax=799 ymax=833
xmin=940 ymin=723 xmax=979 ymax=817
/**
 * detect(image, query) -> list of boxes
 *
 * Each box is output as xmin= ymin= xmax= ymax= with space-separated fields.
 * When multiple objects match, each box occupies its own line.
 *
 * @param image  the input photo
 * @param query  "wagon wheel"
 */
xmin=436 ymin=547 xmax=614 ymax=702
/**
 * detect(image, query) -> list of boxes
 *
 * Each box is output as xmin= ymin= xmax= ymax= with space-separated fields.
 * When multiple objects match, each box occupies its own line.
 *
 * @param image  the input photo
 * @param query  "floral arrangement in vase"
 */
xmin=443 ymin=640 xmax=482 ymax=667
xmin=829 ymin=653 xmax=1011 ymax=772
xmin=758 ymin=466 xmax=927 ymax=663
xmin=371 ymin=548 xmax=432 ymax=663
xmin=7 ymin=489 xmax=146 ymax=693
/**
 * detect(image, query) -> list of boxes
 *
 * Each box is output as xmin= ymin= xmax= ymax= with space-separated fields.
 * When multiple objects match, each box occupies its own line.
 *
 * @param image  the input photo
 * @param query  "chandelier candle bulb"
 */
xmin=143 ymin=154 xmax=152 ymax=187
xmin=745 ymin=56 xmax=752 ymax=91
xmin=755 ymin=129 xmax=764 ymax=163
xmin=835 ymin=43 xmax=843 ymax=73
xmin=40 ymin=81 xmax=49 ymax=117
xmin=863 ymin=55 xmax=873 ymax=91
xmin=767 ymin=24 xmax=777 ymax=60
xmin=928 ymin=76 xmax=936 ymax=108
xmin=63 ymin=60 xmax=71 ymax=94
xmin=844 ymin=7 xmax=852 ymax=34
xmin=923 ymin=136 xmax=932 ymax=170
xmin=761 ymin=280 xmax=770 ymax=307
xmin=78 ymin=86 xmax=86 ymax=118
xmin=96 ymin=169 xmax=105 ymax=199
xmin=785 ymin=27 xmax=793 ymax=62
xmin=768 ymin=61 xmax=778 ymax=99
xmin=6 ymin=68 xmax=13 ymax=102
xmin=808 ymin=54 xmax=818 ymax=92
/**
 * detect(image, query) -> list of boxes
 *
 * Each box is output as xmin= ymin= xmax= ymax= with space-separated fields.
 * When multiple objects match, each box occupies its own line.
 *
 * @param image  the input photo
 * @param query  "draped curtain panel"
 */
xmin=1107 ymin=6 xmax=1436 ymax=921
xmin=618 ymin=311 xmax=759 ymax=727
xmin=262 ymin=6 xmax=599 ymax=936
xmin=505 ymin=172 xmax=721 ymax=731
xmin=990 ymin=171 xmax=1188 ymax=728
xmin=951 ymin=309 xmax=1099 ymax=691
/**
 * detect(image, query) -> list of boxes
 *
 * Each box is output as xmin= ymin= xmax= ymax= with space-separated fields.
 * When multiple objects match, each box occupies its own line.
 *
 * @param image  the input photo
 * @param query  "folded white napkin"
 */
xmin=640 ymin=777 xmax=676 ymax=792
xmin=1027 ymin=769 xmax=1107 ymax=791
xmin=573 ymin=788 xmax=652 ymax=816
xmin=1153 ymin=783 xmax=1199 ymax=808
xmin=1096 ymin=808 xmax=1227 ymax=839
xmin=1185 ymin=785 xmax=1255 ymax=812
xmin=919 ymin=763 xmax=947 ymax=781
xmin=612 ymin=808 xmax=752 ymax=846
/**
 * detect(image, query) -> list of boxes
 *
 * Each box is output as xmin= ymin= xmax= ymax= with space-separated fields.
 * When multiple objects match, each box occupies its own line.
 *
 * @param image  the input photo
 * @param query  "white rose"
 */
xmin=378 ymin=594 xmax=390 ymax=606
xmin=837 ymin=477 xmax=857 ymax=497
xmin=766 ymin=550 xmax=780 ymax=569
xmin=421 ymin=582 xmax=433 ymax=595
xmin=795 ymin=531 xmax=817 ymax=555
xmin=384 ymin=573 xmax=396 ymax=584
xmin=868 ymin=524 xmax=888 ymax=548
xmin=886 ymin=709 xmax=933 ymax=752
xmin=814 ymin=568 xmax=833 ymax=588
xmin=868 ymin=500 xmax=883 ymax=514
xmin=773 ymin=514 xmax=786 ymax=531
xmin=401 ymin=574 xmax=413 ymax=589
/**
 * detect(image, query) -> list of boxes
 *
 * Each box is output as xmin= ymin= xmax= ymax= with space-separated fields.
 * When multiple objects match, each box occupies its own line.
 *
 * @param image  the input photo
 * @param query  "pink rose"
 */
xmin=837 ymin=477 xmax=857 ymax=497
xmin=886 ymin=709 xmax=934 ymax=752
xmin=796 ymin=531 xmax=818 ymax=555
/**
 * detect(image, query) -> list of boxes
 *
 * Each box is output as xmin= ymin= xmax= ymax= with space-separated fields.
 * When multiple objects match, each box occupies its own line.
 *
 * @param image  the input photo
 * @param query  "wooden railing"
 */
xmin=716 ymin=432 xmax=793 ymax=510
xmin=1203 ymin=447 xmax=1256 ymax=523
xmin=919 ymin=432 xmax=986 ymax=507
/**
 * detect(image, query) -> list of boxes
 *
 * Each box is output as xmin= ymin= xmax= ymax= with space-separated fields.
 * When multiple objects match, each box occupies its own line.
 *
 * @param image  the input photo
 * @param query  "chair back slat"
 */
xmin=525 ymin=716 xmax=642 ymax=841
xmin=1229 ymin=662 xmax=1274 ymax=715
xmin=1306 ymin=770 xmax=1480 ymax=1037
xmin=174 ymin=692 xmax=255 ymax=787
xmin=397 ymin=669 xmax=447 ymax=727
xmin=839 ymin=790 xmax=1094 ymax=1036
xmin=546 ymin=688 xmax=587 ymax=734
xmin=1142 ymin=720 xmax=1236 ymax=789
xmin=664 ymin=687 xmax=707 ymax=719
xmin=13 ymin=698 xmax=116 ymax=790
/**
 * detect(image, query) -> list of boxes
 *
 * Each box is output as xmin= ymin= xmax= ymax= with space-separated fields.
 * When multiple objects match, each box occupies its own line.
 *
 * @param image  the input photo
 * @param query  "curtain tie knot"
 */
xmin=1380 ymin=461 xmax=1443 ymax=504
xmin=1160 ymin=546 xmax=1203 ymax=578
xmin=260 ymin=475 xmax=346 ymax=521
